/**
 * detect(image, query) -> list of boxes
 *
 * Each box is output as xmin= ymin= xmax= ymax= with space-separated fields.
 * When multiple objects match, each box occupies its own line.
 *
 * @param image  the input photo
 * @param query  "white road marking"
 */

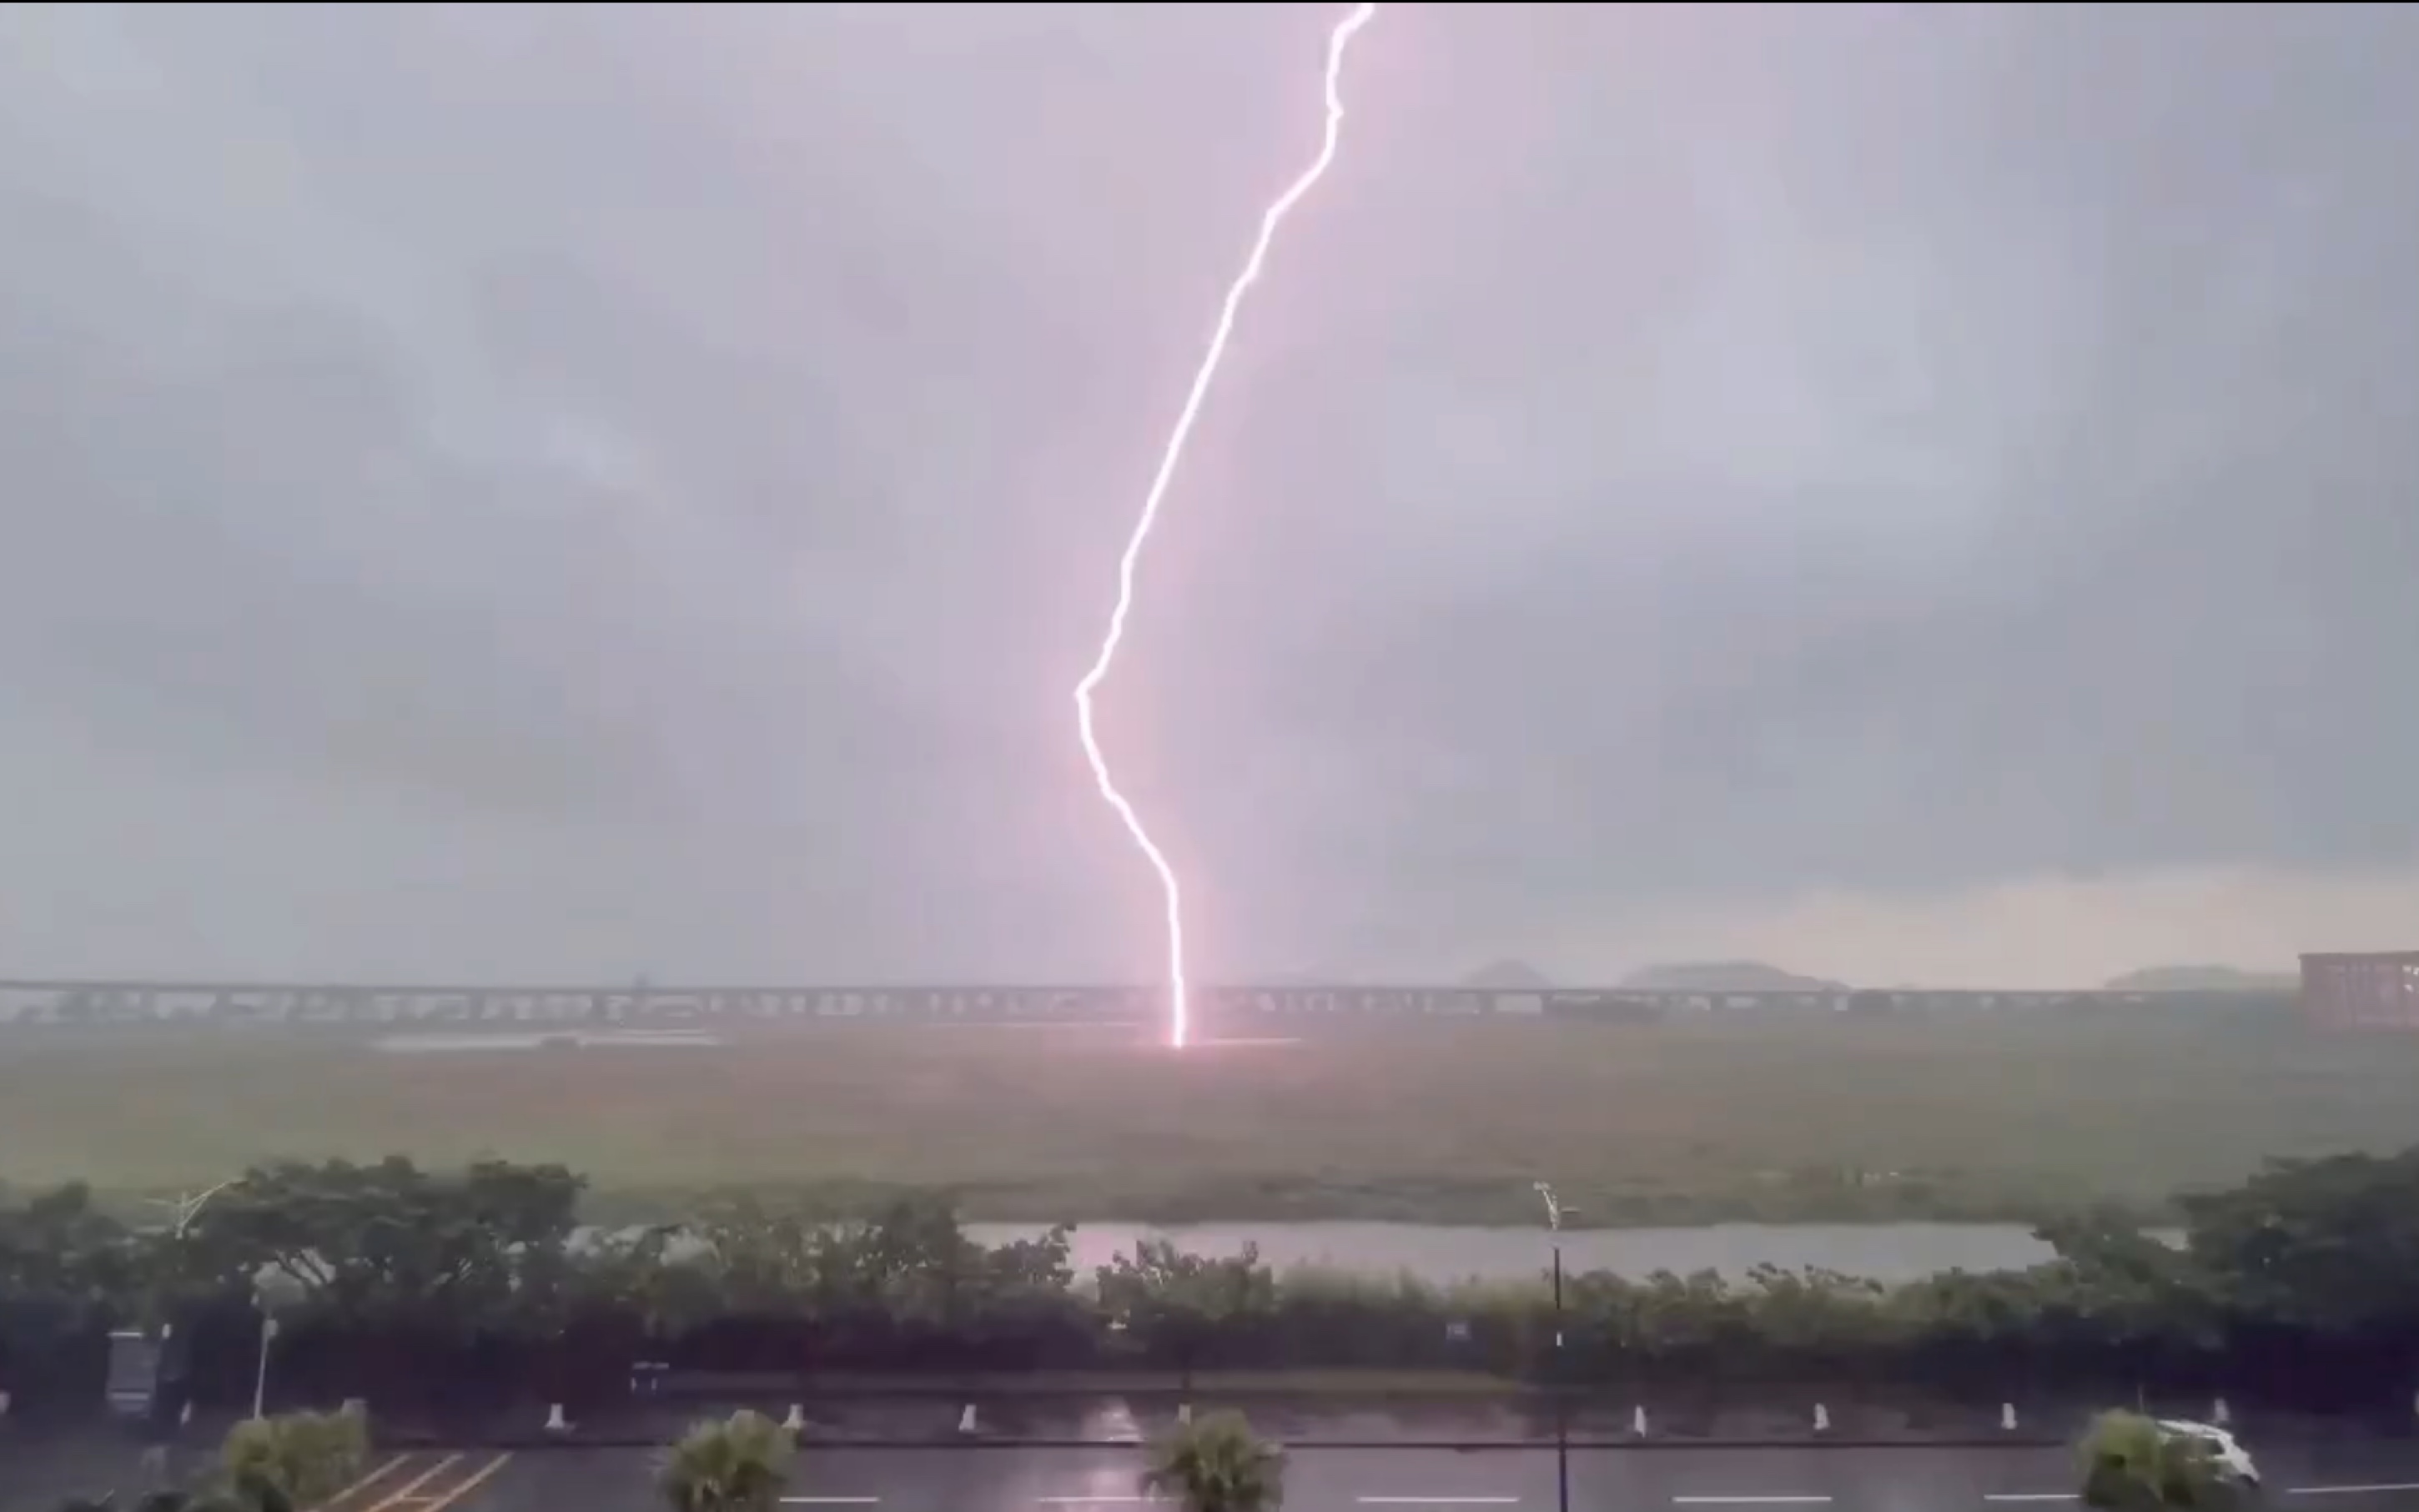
xmin=1985 ymin=1496 xmax=2078 ymax=1503
xmin=1035 ymin=1499 xmax=1168 ymax=1505
xmin=1673 ymin=1499 xmax=1834 ymax=1506
xmin=2288 ymin=1487 xmax=2419 ymax=1497
xmin=780 ymin=1499 xmax=881 ymax=1505
xmin=1357 ymin=1500 xmax=1520 ymax=1506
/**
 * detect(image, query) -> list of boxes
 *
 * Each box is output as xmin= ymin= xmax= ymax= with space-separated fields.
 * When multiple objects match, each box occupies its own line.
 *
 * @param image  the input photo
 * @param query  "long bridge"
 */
xmin=0 ymin=978 xmax=2286 ymax=1027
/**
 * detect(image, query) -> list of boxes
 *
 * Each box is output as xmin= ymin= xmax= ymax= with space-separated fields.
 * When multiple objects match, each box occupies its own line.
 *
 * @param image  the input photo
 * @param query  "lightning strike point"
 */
xmin=1073 ymin=2 xmax=1381 ymax=1051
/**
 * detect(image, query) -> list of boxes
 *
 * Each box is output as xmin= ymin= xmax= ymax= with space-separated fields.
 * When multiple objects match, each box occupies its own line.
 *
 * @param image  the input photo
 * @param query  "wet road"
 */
xmin=11 ymin=1438 xmax=2419 ymax=1512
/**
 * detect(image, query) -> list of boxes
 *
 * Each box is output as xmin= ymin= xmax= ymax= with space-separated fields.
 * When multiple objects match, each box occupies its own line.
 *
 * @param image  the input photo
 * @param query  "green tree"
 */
xmin=2181 ymin=1149 xmax=2419 ymax=1336
xmin=1098 ymin=1240 xmax=1275 ymax=1384
xmin=1142 ymin=1411 xmax=1285 ymax=1512
xmin=189 ymin=1158 xmax=581 ymax=1337
xmin=681 ymin=1198 xmax=832 ymax=1321
xmin=564 ymin=1222 xmax=727 ymax=1339
xmin=0 ymin=1183 xmax=133 ymax=1316
xmin=2076 ymin=1410 xmax=2235 ymax=1511
xmin=659 ymin=1409 xmax=797 ymax=1512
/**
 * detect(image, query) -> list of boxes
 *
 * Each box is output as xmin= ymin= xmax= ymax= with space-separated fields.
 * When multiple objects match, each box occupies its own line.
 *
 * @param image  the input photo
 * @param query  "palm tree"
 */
xmin=219 ymin=1406 xmax=365 ymax=1511
xmin=2078 ymin=1410 xmax=2236 ymax=1511
xmin=1141 ymin=1411 xmax=1285 ymax=1512
xmin=659 ymin=1409 xmax=797 ymax=1512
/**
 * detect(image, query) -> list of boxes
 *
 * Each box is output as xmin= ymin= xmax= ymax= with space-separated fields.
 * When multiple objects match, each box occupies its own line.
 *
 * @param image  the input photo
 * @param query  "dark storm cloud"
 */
xmin=1 ymin=3 xmax=2412 ymax=985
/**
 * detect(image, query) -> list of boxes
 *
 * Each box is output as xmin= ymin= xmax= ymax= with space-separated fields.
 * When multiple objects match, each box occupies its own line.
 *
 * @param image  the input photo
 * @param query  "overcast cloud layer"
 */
xmin=3 ymin=3 xmax=2415 ymax=988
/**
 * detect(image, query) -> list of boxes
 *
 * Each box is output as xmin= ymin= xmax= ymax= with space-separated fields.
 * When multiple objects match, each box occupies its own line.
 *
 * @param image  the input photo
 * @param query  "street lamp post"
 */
xmin=147 ymin=1180 xmax=240 ymax=1243
xmin=135 ymin=1183 xmax=239 ymax=1359
xmin=1534 ymin=1182 xmax=1571 ymax=1512
xmin=123 ymin=1180 xmax=242 ymax=1448
xmin=250 ymin=1303 xmax=279 ymax=1420
xmin=160 ymin=1184 xmax=278 ymax=1419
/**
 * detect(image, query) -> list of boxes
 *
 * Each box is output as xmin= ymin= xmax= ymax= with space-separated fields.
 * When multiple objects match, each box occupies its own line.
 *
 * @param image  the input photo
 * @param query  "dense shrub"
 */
xmin=5 ymin=1148 xmax=2419 ymax=1414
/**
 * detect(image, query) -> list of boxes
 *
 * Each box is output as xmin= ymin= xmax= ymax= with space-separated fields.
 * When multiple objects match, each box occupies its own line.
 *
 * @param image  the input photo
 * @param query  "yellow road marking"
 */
xmin=357 ymin=1454 xmax=463 ymax=1512
xmin=309 ymin=1451 xmax=411 ymax=1511
xmin=304 ymin=1446 xmax=510 ymax=1512
xmin=415 ymin=1453 xmax=512 ymax=1512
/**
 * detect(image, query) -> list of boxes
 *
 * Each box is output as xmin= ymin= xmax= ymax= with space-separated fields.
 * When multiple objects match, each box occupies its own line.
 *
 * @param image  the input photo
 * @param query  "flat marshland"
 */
xmin=5 ymin=1014 xmax=2414 ymax=1225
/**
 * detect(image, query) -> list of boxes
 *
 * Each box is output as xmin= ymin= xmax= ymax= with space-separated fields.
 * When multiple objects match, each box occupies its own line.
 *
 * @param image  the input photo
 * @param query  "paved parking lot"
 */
xmin=10 ymin=1436 xmax=2419 ymax=1512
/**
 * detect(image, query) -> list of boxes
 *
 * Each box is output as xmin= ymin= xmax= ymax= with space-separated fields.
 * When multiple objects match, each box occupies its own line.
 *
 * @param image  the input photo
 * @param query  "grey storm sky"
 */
xmin=3 ymin=2 xmax=2415 ymax=988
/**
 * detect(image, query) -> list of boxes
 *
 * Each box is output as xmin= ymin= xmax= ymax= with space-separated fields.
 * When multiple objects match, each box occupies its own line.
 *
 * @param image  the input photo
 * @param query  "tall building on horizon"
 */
xmin=2299 ymin=951 xmax=2419 ymax=1029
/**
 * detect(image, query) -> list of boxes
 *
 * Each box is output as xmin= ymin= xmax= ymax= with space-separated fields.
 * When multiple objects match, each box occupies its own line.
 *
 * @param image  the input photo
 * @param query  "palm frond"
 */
xmin=2076 ymin=1412 xmax=2233 ymax=1511
xmin=657 ymin=1409 xmax=797 ymax=1512
xmin=1140 ymin=1411 xmax=1284 ymax=1512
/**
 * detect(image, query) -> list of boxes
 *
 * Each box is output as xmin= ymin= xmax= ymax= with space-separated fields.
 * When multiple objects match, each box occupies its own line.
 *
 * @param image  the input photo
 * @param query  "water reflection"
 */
xmin=963 ymin=1221 xmax=2120 ymax=1282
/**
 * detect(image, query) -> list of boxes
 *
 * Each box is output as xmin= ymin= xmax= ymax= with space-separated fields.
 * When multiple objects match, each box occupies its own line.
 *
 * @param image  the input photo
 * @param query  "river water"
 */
xmin=961 ymin=1221 xmax=2126 ymax=1283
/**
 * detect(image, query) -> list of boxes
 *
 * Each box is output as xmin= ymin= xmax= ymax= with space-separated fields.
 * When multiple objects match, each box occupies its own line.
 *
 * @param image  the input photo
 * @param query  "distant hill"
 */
xmin=1619 ymin=961 xmax=1849 ymax=993
xmin=2103 ymin=965 xmax=2300 ymax=992
xmin=1461 ymin=959 xmax=1553 ymax=989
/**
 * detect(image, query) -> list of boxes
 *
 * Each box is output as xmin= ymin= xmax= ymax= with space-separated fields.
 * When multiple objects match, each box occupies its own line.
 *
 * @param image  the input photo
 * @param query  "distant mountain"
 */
xmin=1461 ymin=959 xmax=1553 ymax=989
xmin=2103 ymin=965 xmax=2300 ymax=992
xmin=1618 ymin=961 xmax=1849 ymax=993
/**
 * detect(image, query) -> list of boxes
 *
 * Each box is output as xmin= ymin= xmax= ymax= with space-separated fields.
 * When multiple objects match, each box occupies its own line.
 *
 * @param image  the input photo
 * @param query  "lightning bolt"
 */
xmin=1074 ymin=3 xmax=1381 ymax=1051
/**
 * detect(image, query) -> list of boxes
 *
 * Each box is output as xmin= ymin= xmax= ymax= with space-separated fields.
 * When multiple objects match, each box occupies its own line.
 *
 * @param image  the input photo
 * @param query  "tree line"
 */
xmin=5 ymin=1147 xmax=2419 ymax=1418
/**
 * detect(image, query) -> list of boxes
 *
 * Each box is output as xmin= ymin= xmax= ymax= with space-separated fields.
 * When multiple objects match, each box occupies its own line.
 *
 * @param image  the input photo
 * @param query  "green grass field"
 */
xmin=7 ymin=1016 xmax=2419 ymax=1226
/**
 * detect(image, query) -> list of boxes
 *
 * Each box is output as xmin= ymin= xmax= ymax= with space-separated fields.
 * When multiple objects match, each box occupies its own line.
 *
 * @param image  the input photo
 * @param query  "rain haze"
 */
xmin=3 ymin=2 xmax=2416 ymax=991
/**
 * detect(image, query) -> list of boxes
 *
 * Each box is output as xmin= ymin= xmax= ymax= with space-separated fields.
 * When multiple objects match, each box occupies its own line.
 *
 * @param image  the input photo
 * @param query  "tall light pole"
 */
xmin=136 ymin=1181 xmax=239 ymax=1359
xmin=142 ymin=1179 xmax=248 ymax=1426
xmin=249 ymin=1305 xmax=279 ymax=1420
xmin=146 ymin=1179 xmax=239 ymax=1242
xmin=1534 ymin=1182 xmax=1570 ymax=1512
